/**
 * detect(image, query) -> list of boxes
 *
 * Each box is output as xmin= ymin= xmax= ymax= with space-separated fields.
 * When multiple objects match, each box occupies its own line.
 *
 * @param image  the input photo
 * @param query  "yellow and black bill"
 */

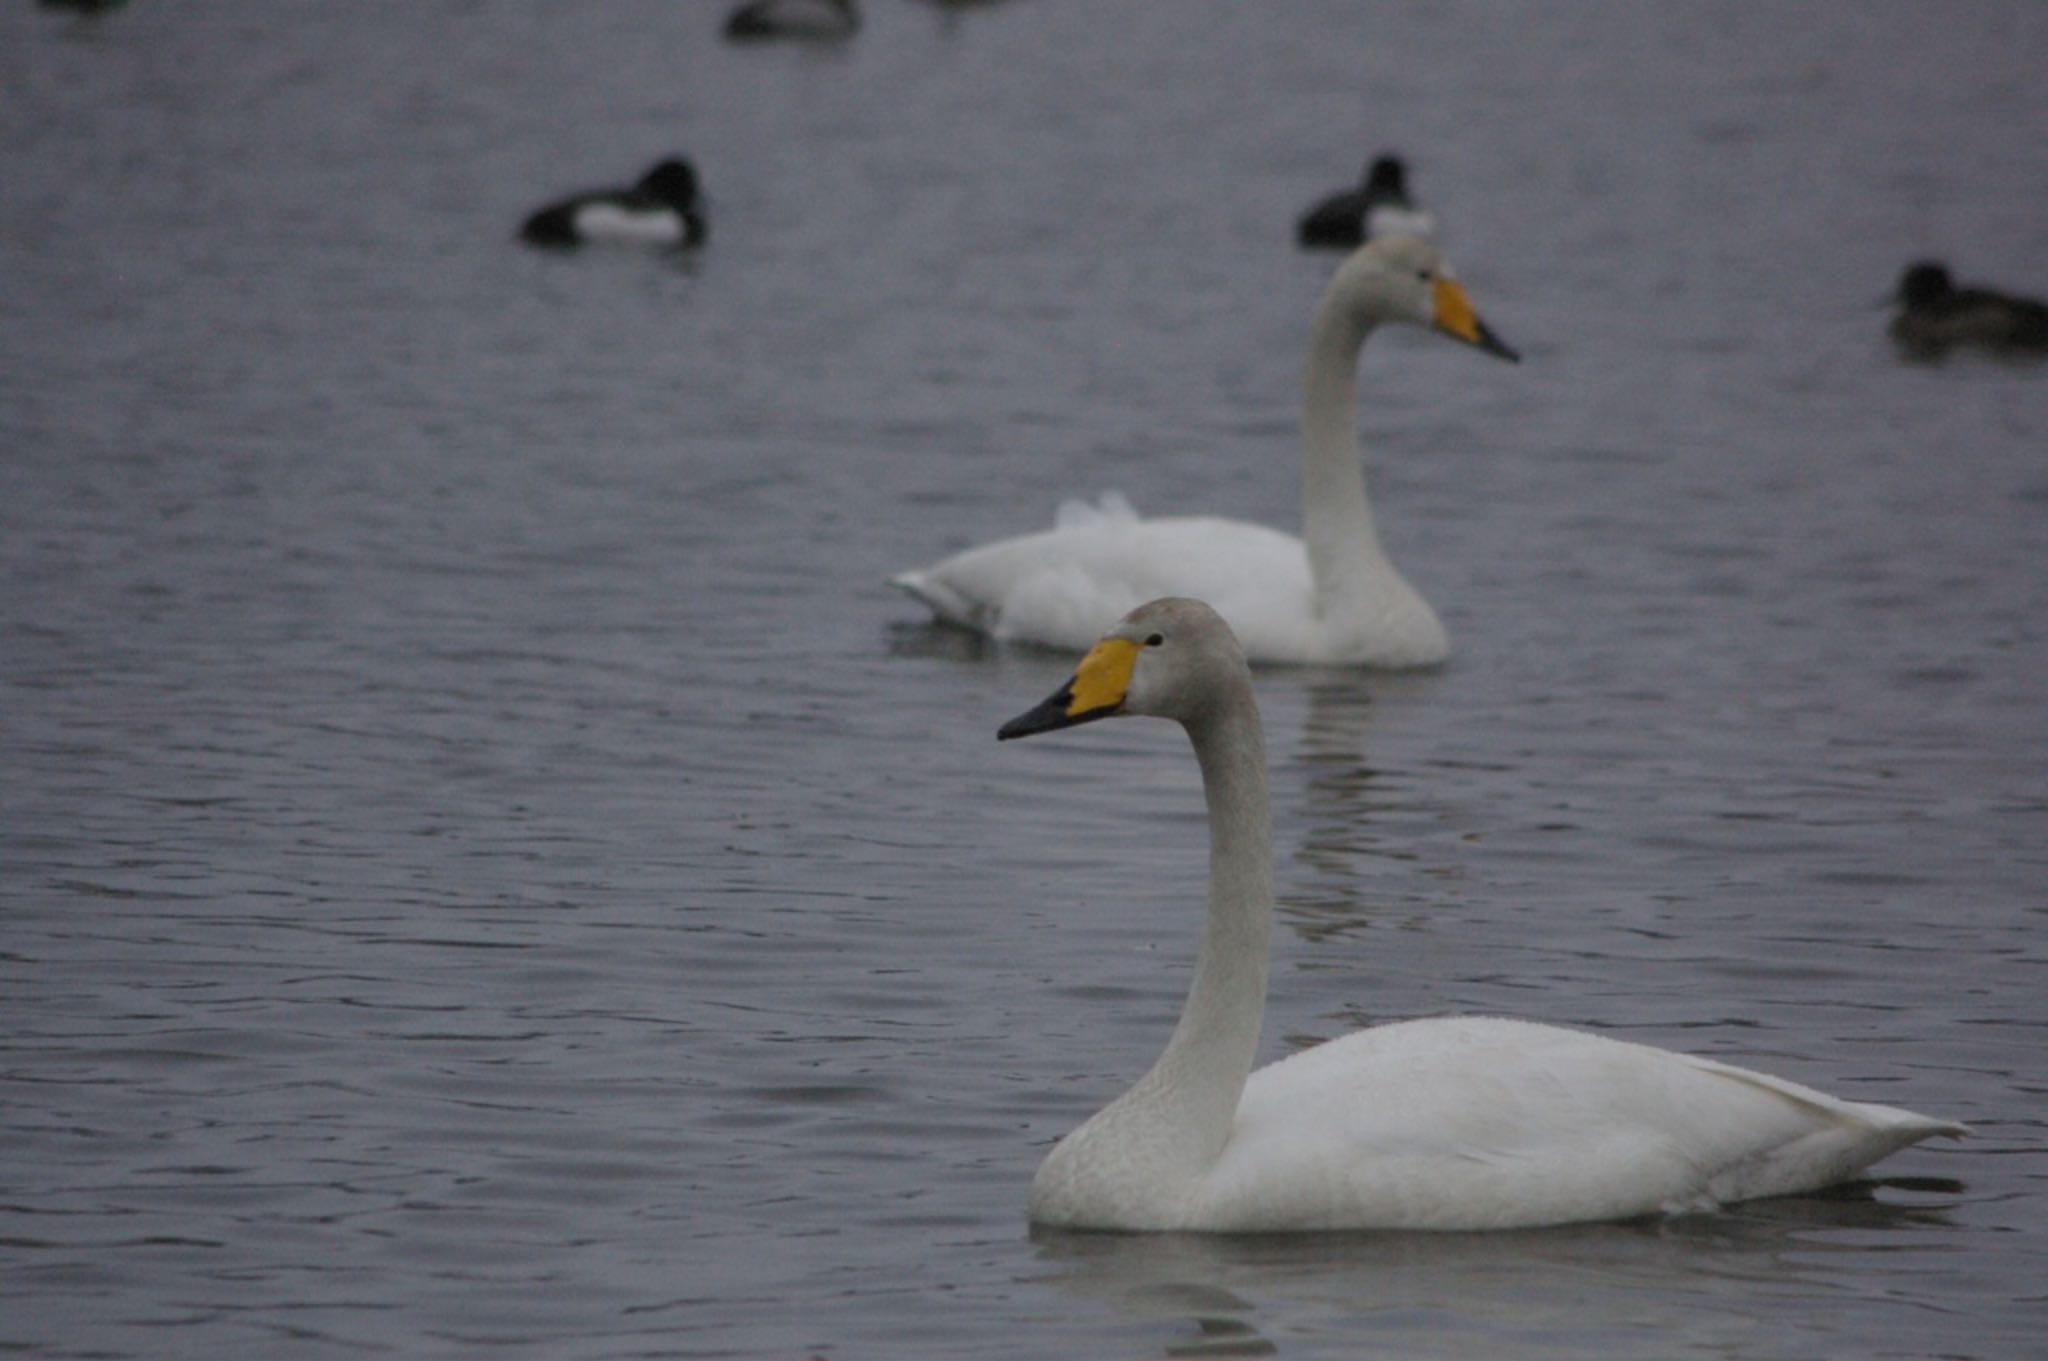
xmin=997 ymin=637 xmax=1139 ymax=740
xmin=1432 ymin=276 xmax=1520 ymax=362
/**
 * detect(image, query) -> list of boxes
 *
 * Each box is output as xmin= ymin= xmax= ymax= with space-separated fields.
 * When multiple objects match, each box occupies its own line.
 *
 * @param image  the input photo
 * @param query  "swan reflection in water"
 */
xmin=1028 ymin=1179 xmax=1962 ymax=1358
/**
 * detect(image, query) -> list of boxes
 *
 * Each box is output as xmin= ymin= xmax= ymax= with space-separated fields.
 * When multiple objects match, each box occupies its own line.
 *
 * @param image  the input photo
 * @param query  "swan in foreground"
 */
xmin=1297 ymin=153 xmax=1434 ymax=250
xmin=997 ymin=598 xmax=1963 ymax=1231
xmin=894 ymin=236 xmax=1516 ymax=667
xmin=519 ymin=158 xmax=705 ymax=250
xmin=1888 ymin=260 xmax=2048 ymax=360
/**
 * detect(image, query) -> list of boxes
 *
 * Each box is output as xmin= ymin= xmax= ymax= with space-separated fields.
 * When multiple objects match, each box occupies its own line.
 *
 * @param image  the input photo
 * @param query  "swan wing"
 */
xmin=1196 ymin=1017 xmax=1960 ymax=1231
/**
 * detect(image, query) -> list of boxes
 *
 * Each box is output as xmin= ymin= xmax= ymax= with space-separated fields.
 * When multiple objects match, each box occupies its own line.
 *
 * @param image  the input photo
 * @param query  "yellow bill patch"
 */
xmin=1432 ymin=276 xmax=1483 ymax=344
xmin=1066 ymin=637 xmax=1138 ymax=717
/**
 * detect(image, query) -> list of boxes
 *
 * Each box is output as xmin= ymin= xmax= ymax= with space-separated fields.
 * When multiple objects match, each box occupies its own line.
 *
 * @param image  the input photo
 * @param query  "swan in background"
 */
xmin=723 ymin=0 xmax=859 ymax=41
xmin=1888 ymin=260 xmax=2048 ymax=360
xmin=893 ymin=235 xmax=1517 ymax=667
xmin=997 ymin=597 xmax=1964 ymax=1232
xmin=1296 ymin=153 xmax=1434 ymax=250
xmin=519 ymin=158 xmax=705 ymax=250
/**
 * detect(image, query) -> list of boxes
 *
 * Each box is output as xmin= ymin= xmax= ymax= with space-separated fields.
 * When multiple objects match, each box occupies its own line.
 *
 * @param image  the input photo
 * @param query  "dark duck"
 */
xmin=1297 ymin=153 xmax=1434 ymax=251
xmin=722 ymin=0 xmax=859 ymax=41
xmin=1888 ymin=261 xmax=2048 ymax=359
xmin=520 ymin=158 xmax=705 ymax=250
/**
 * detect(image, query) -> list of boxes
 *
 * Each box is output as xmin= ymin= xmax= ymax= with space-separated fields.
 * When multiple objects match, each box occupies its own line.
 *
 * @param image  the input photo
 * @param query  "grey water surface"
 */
xmin=4 ymin=2 xmax=2045 ymax=1358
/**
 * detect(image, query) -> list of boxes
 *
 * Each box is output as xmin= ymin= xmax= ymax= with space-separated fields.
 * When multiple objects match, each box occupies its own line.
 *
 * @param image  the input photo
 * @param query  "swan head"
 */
xmin=997 ymin=598 xmax=1250 ymax=739
xmin=1333 ymin=235 xmax=1519 ymax=362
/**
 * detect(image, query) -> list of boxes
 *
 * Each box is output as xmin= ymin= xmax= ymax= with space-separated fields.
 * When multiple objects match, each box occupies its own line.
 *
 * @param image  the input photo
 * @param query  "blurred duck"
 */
xmin=723 ymin=0 xmax=859 ymax=41
xmin=1297 ymin=153 xmax=1434 ymax=250
xmin=1888 ymin=261 xmax=2048 ymax=359
xmin=519 ymin=158 xmax=705 ymax=250
xmin=892 ymin=235 xmax=1518 ymax=667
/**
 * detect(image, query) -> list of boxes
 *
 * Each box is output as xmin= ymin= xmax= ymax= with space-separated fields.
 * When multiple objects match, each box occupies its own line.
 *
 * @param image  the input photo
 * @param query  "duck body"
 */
xmin=894 ymin=236 xmax=1517 ymax=668
xmin=520 ymin=158 xmax=704 ymax=250
xmin=1001 ymin=598 xmax=1962 ymax=1233
xmin=1889 ymin=261 xmax=2048 ymax=358
xmin=1297 ymin=154 xmax=1434 ymax=250
xmin=723 ymin=0 xmax=859 ymax=40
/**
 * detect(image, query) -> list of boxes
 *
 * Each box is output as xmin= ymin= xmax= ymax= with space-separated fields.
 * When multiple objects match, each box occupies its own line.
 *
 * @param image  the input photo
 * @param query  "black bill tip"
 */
xmin=998 ymin=685 xmax=1076 ymax=740
xmin=998 ymin=685 xmax=1122 ymax=741
xmin=1473 ymin=319 xmax=1520 ymax=363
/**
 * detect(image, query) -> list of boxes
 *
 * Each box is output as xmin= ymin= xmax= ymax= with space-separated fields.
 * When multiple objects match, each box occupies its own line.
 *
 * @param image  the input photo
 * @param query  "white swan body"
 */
xmin=998 ymin=598 xmax=1963 ymax=1232
xmin=898 ymin=492 xmax=1379 ymax=665
xmin=895 ymin=236 xmax=1518 ymax=668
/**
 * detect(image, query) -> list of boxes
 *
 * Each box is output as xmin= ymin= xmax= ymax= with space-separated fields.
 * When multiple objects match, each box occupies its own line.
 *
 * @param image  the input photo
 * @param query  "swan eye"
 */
xmin=1144 ymin=633 xmax=1165 ymax=647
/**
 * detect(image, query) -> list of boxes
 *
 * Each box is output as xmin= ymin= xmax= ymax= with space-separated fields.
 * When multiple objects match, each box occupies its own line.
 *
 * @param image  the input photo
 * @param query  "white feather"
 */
xmin=570 ymin=203 xmax=689 ymax=246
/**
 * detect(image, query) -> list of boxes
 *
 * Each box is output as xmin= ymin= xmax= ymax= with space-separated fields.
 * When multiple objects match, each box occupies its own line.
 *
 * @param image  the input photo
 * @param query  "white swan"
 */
xmin=894 ymin=236 xmax=1518 ymax=667
xmin=997 ymin=598 xmax=1963 ymax=1232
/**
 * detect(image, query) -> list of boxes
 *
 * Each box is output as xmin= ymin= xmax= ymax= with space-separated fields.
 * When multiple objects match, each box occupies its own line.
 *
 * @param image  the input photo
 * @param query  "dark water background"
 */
xmin=4 ymin=2 xmax=2044 ymax=1357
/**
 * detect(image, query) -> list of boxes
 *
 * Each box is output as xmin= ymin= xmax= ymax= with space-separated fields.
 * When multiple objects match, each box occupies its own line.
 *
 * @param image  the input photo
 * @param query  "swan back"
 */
xmin=1205 ymin=1015 xmax=1961 ymax=1231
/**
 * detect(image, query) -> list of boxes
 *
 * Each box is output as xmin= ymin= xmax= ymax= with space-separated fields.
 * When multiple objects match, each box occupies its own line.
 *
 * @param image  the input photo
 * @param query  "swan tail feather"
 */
xmin=1679 ymin=1057 xmax=1964 ymax=1207
xmin=889 ymin=569 xmax=987 ymax=631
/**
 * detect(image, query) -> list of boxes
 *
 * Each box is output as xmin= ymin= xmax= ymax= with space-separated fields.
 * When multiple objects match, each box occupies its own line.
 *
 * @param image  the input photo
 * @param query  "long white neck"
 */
xmin=1117 ymin=679 xmax=1273 ymax=1167
xmin=1300 ymin=297 xmax=1393 ymax=617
